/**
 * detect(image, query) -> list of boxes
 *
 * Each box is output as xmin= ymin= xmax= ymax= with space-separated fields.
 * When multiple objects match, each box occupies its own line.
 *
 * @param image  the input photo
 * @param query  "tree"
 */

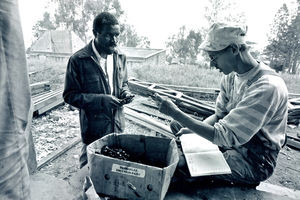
xmin=118 ymin=24 xmax=150 ymax=48
xmin=33 ymin=0 xmax=149 ymax=47
xmin=166 ymin=26 xmax=203 ymax=64
xmin=204 ymin=0 xmax=246 ymax=26
xmin=52 ymin=0 xmax=137 ymax=44
xmin=186 ymin=30 xmax=203 ymax=63
xmin=286 ymin=0 xmax=300 ymax=74
xmin=32 ymin=12 xmax=56 ymax=38
xmin=264 ymin=2 xmax=300 ymax=74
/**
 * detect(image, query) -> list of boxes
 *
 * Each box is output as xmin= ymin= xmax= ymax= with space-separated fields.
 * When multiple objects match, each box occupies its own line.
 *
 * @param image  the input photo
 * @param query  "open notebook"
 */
xmin=180 ymin=133 xmax=231 ymax=177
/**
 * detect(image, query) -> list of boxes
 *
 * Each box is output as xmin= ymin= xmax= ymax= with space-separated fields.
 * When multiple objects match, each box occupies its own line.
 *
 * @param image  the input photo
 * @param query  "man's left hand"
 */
xmin=153 ymin=93 xmax=179 ymax=117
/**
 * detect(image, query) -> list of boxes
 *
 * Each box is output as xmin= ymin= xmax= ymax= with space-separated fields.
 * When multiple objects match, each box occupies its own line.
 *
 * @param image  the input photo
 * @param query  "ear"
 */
xmin=92 ymin=29 xmax=97 ymax=37
xmin=230 ymin=43 xmax=240 ymax=56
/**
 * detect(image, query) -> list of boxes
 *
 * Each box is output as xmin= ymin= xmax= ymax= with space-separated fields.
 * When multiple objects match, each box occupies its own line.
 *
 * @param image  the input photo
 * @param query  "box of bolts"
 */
xmin=87 ymin=133 xmax=179 ymax=200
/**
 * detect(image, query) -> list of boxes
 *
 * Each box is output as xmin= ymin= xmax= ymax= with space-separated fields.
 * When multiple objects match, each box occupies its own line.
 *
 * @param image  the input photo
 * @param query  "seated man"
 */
xmin=154 ymin=22 xmax=288 ymax=186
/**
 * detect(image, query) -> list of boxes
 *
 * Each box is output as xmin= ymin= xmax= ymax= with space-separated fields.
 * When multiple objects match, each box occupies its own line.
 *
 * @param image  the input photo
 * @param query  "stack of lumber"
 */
xmin=128 ymin=78 xmax=215 ymax=118
xmin=154 ymin=83 xmax=220 ymax=101
xmin=129 ymin=78 xmax=300 ymax=125
xmin=30 ymin=81 xmax=51 ymax=95
xmin=31 ymin=88 xmax=64 ymax=116
xmin=288 ymin=97 xmax=300 ymax=125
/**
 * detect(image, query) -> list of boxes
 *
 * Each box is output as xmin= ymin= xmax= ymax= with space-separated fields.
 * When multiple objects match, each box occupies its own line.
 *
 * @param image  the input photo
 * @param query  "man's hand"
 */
xmin=101 ymin=95 xmax=122 ymax=109
xmin=152 ymin=93 xmax=180 ymax=117
xmin=175 ymin=127 xmax=193 ymax=137
xmin=120 ymin=93 xmax=135 ymax=105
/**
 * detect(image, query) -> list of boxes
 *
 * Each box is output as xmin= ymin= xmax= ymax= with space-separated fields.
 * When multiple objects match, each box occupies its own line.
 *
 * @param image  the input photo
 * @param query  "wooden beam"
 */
xmin=128 ymin=78 xmax=215 ymax=117
xmin=37 ymin=137 xmax=81 ymax=170
xmin=124 ymin=107 xmax=175 ymax=139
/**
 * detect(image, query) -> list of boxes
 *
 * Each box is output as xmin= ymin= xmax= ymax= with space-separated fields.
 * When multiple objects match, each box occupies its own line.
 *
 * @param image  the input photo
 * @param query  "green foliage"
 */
xmin=166 ymin=26 xmax=203 ymax=64
xmin=264 ymin=2 xmax=300 ymax=74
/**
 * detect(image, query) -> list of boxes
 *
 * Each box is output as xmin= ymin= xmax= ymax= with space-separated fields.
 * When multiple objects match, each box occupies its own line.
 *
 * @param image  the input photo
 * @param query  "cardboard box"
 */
xmin=87 ymin=133 xmax=179 ymax=200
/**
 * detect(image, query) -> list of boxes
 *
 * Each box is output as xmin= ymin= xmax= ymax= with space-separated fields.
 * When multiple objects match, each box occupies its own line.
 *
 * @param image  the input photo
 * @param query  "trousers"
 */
xmin=170 ymin=120 xmax=279 ymax=185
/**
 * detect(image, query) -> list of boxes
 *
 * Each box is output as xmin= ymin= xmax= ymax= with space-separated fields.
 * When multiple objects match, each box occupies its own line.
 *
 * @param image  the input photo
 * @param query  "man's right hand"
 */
xmin=101 ymin=95 xmax=122 ymax=109
xmin=175 ymin=127 xmax=193 ymax=137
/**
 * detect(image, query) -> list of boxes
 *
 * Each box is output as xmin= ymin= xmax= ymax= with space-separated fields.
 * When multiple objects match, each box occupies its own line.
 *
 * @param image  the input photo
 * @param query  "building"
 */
xmin=27 ymin=30 xmax=166 ymax=67
xmin=118 ymin=47 xmax=166 ymax=68
xmin=26 ymin=30 xmax=85 ymax=63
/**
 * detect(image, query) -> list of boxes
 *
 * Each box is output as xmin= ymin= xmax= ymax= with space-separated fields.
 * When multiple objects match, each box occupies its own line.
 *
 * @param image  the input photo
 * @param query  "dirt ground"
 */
xmin=32 ymin=96 xmax=300 ymax=193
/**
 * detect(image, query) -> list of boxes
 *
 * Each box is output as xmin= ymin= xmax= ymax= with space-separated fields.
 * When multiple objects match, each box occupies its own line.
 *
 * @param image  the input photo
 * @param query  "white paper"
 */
xmin=180 ymin=133 xmax=231 ymax=177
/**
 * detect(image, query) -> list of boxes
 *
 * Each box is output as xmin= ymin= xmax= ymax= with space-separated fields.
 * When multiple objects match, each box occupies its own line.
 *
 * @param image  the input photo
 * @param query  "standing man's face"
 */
xmin=94 ymin=24 xmax=120 ymax=55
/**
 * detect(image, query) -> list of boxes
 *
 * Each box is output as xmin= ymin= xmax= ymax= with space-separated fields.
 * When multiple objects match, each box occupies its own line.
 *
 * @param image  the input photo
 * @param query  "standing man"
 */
xmin=63 ymin=12 xmax=134 ymax=168
xmin=154 ymin=22 xmax=288 ymax=186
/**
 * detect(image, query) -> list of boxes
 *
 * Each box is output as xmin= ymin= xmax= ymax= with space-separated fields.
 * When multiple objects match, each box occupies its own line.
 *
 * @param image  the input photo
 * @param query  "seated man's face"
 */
xmin=95 ymin=24 xmax=120 ymax=55
xmin=207 ymin=47 xmax=236 ymax=75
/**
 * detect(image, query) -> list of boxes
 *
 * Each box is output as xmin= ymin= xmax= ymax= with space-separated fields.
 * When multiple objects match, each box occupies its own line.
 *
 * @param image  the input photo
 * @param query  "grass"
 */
xmin=129 ymin=64 xmax=223 ymax=89
xmin=281 ymin=73 xmax=300 ymax=94
xmin=130 ymin=63 xmax=300 ymax=94
xmin=27 ymin=59 xmax=67 ymax=90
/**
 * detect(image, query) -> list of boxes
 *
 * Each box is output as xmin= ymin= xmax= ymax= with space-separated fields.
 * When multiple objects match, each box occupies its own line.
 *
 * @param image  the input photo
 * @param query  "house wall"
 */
xmin=126 ymin=51 xmax=166 ymax=69
xmin=27 ymin=53 xmax=70 ymax=64
xmin=145 ymin=51 xmax=166 ymax=66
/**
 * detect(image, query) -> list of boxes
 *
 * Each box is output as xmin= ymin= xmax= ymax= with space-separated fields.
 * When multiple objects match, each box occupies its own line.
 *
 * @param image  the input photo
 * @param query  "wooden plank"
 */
xmin=34 ymin=90 xmax=63 ymax=111
xmin=30 ymin=81 xmax=51 ymax=95
xmin=286 ymin=136 xmax=300 ymax=150
xmin=129 ymin=79 xmax=214 ymax=108
xmin=124 ymin=107 xmax=175 ymax=139
xmin=141 ymin=101 xmax=204 ymax=121
xmin=31 ymin=90 xmax=53 ymax=98
xmin=155 ymin=83 xmax=220 ymax=94
xmin=128 ymin=79 xmax=215 ymax=117
xmin=30 ymin=81 xmax=50 ymax=88
xmin=36 ymin=97 xmax=64 ymax=115
xmin=37 ymin=137 xmax=81 ymax=170
xmin=156 ymin=82 xmax=300 ymax=100
xmin=125 ymin=105 xmax=171 ymax=121
xmin=32 ymin=89 xmax=63 ymax=104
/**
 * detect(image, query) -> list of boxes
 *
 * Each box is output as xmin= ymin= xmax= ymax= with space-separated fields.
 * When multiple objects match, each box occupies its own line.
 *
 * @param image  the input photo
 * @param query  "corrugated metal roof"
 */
xmin=118 ymin=47 xmax=165 ymax=59
xmin=28 ymin=30 xmax=85 ymax=54
xmin=28 ymin=31 xmax=165 ymax=59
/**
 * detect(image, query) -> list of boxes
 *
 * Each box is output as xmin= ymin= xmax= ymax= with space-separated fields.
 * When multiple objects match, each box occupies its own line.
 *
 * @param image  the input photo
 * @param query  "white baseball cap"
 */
xmin=200 ymin=22 xmax=248 ymax=52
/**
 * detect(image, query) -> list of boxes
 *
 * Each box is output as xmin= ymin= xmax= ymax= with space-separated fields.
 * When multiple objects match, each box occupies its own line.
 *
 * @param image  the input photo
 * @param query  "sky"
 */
xmin=19 ymin=0 xmax=293 ymax=50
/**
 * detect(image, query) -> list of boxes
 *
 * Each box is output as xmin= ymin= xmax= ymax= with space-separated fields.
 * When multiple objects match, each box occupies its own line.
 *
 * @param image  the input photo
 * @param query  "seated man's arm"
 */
xmin=203 ymin=114 xmax=219 ymax=125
